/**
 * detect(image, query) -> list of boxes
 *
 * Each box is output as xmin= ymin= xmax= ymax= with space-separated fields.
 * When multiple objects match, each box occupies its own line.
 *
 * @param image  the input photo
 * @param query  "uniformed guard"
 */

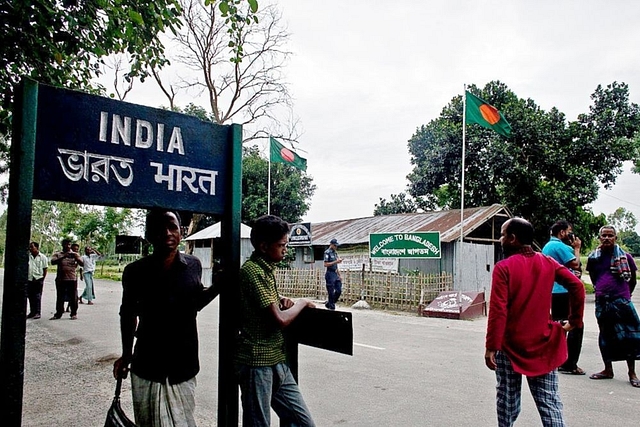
xmin=323 ymin=238 xmax=343 ymax=310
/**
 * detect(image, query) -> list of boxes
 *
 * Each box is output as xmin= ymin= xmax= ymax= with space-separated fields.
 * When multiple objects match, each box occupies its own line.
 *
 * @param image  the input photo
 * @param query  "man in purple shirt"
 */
xmin=586 ymin=225 xmax=640 ymax=388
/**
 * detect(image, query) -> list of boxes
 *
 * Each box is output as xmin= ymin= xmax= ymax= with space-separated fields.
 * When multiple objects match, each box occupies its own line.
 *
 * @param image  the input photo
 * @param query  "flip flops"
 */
xmin=559 ymin=367 xmax=586 ymax=375
xmin=589 ymin=372 xmax=614 ymax=380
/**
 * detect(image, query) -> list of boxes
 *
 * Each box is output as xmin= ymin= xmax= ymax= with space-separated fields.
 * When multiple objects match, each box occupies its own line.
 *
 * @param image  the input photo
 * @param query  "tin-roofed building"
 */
xmin=288 ymin=204 xmax=512 ymax=293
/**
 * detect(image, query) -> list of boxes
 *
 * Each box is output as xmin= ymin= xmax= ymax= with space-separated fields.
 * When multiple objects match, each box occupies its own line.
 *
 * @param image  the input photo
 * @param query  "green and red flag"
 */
xmin=465 ymin=91 xmax=512 ymax=137
xmin=270 ymin=137 xmax=307 ymax=171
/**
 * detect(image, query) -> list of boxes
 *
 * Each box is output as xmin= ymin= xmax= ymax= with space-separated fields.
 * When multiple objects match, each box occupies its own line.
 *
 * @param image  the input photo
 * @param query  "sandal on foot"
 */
xmin=589 ymin=372 xmax=614 ymax=380
xmin=630 ymin=378 xmax=640 ymax=388
xmin=560 ymin=367 xmax=586 ymax=375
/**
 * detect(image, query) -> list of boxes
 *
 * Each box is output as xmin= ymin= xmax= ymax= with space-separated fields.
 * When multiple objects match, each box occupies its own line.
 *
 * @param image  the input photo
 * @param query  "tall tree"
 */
xmin=154 ymin=0 xmax=296 ymax=141
xmin=406 ymin=81 xmax=640 ymax=243
xmin=151 ymin=0 xmax=311 ymax=232
xmin=607 ymin=207 xmax=638 ymax=232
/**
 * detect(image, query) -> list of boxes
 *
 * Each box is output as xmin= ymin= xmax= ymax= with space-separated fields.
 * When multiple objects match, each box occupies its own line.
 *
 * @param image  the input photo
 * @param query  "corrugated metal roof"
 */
xmin=184 ymin=222 xmax=252 ymax=241
xmin=309 ymin=204 xmax=511 ymax=245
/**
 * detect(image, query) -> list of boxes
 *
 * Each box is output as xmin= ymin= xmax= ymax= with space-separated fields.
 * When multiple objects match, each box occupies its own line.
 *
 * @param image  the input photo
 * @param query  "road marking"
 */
xmin=354 ymin=342 xmax=385 ymax=350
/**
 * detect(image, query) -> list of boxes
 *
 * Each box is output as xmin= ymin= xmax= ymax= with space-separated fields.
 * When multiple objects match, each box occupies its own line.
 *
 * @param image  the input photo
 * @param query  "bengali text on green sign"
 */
xmin=369 ymin=232 xmax=441 ymax=258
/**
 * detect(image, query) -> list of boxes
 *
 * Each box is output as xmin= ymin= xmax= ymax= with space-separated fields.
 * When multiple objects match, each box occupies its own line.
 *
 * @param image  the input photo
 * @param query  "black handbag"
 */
xmin=104 ymin=377 xmax=137 ymax=427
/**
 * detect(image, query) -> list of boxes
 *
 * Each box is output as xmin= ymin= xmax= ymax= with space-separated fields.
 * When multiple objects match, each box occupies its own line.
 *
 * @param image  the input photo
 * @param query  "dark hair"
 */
xmin=550 ymin=220 xmax=571 ymax=237
xmin=61 ymin=238 xmax=71 ymax=246
xmin=505 ymin=218 xmax=535 ymax=245
xmin=30 ymin=241 xmax=39 ymax=248
xmin=250 ymin=215 xmax=290 ymax=249
xmin=145 ymin=209 xmax=182 ymax=240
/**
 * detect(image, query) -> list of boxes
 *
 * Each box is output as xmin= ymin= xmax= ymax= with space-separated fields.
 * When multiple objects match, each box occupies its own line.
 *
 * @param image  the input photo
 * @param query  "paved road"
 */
xmin=2 ymin=270 xmax=639 ymax=426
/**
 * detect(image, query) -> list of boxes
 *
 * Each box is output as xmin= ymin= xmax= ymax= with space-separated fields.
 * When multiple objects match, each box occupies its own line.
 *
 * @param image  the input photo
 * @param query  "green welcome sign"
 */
xmin=369 ymin=232 xmax=441 ymax=259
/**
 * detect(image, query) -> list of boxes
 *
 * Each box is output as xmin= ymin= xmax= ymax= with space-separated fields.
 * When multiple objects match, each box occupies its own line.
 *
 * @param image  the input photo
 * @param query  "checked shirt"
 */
xmin=236 ymin=251 xmax=286 ymax=367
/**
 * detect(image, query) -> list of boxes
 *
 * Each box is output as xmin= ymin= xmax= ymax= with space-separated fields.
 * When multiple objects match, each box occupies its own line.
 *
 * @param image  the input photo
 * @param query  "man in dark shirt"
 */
xmin=50 ymin=238 xmax=83 ymax=320
xmin=323 ymin=238 xmax=343 ymax=310
xmin=113 ymin=209 xmax=219 ymax=426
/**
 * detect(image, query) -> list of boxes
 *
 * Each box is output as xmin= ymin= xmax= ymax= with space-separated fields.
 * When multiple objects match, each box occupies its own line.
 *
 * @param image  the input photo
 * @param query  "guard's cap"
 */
xmin=330 ymin=238 xmax=339 ymax=246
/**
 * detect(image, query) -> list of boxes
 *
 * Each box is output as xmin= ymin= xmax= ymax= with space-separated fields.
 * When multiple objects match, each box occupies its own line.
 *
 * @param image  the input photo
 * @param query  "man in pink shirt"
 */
xmin=485 ymin=218 xmax=585 ymax=427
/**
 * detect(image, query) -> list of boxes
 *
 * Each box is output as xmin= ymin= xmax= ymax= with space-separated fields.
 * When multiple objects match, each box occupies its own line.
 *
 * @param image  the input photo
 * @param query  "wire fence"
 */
xmin=275 ymin=268 xmax=453 ymax=313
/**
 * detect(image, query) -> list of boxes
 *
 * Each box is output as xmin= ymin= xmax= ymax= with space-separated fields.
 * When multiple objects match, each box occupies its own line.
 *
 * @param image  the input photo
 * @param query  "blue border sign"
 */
xmin=33 ymin=84 xmax=231 ymax=214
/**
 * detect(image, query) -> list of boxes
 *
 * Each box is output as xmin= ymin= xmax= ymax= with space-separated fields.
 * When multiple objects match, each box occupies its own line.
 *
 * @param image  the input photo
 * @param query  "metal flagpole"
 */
xmin=268 ymin=136 xmax=271 ymax=215
xmin=458 ymin=85 xmax=467 ymax=306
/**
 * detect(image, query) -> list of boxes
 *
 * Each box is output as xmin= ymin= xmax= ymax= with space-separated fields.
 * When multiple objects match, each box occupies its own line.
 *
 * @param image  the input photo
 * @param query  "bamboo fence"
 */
xmin=274 ymin=268 xmax=452 ymax=313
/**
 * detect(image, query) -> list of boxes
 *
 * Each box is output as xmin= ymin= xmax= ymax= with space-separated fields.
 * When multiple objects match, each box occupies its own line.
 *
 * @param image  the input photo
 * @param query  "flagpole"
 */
xmin=268 ymin=135 xmax=271 ymax=215
xmin=459 ymin=84 xmax=467 ymax=304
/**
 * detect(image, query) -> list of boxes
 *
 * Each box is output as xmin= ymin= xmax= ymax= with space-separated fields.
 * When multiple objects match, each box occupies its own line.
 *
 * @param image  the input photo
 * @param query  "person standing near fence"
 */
xmin=79 ymin=246 xmax=101 ymax=305
xmin=236 ymin=214 xmax=316 ymax=426
xmin=324 ymin=238 xmax=343 ymax=310
xmin=27 ymin=241 xmax=48 ymax=320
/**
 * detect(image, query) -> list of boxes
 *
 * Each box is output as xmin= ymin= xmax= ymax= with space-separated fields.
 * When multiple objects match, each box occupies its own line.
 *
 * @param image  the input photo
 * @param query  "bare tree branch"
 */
xmin=155 ymin=0 xmax=300 ymax=144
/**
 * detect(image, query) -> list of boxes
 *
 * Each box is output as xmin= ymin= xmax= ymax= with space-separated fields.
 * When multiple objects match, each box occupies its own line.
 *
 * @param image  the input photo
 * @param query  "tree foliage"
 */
xmin=241 ymin=146 xmax=315 ymax=223
xmin=373 ymin=192 xmax=418 ymax=216
xmin=27 ymin=201 xmax=138 ymax=256
xmin=606 ymin=207 xmax=640 ymax=256
xmin=208 ymin=0 xmax=259 ymax=63
xmin=168 ymin=104 xmax=315 ymax=231
xmin=0 ymin=0 xmax=183 ymax=197
xmin=188 ymin=145 xmax=316 ymax=231
xmin=405 ymin=81 xmax=640 ymax=243
xmin=606 ymin=207 xmax=638 ymax=232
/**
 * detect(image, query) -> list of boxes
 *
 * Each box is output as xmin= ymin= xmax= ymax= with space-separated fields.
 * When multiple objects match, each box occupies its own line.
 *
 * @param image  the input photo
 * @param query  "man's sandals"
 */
xmin=558 ymin=366 xmax=586 ymax=375
xmin=589 ymin=372 xmax=613 ymax=380
xmin=589 ymin=371 xmax=640 ymax=388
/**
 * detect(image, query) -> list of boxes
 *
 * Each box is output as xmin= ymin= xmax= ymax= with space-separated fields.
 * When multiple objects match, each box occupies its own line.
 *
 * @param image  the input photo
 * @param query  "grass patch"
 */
xmin=583 ymin=281 xmax=594 ymax=294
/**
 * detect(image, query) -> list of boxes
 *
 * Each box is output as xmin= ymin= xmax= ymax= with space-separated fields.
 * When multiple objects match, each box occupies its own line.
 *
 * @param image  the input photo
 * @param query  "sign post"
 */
xmin=0 ymin=79 xmax=38 ymax=426
xmin=0 ymin=79 xmax=243 ymax=426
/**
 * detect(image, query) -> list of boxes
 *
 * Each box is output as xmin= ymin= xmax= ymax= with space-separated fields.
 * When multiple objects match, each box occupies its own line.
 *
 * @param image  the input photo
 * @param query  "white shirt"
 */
xmin=28 ymin=252 xmax=49 ymax=280
xmin=81 ymin=253 xmax=100 ymax=273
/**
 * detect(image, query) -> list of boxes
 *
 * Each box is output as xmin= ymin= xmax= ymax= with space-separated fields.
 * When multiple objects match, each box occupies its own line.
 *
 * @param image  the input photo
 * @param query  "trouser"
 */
xmin=26 ymin=279 xmax=44 ymax=316
xmin=495 ymin=351 xmax=565 ymax=427
xmin=551 ymin=292 xmax=584 ymax=370
xmin=236 ymin=362 xmax=315 ymax=427
xmin=55 ymin=280 xmax=78 ymax=317
xmin=81 ymin=272 xmax=95 ymax=301
xmin=324 ymin=270 xmax=342 ymax=309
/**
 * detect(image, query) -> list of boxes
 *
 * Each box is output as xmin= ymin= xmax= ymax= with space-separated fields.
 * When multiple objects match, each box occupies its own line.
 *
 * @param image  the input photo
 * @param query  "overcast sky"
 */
xmin=106 ymin=0 xmax=640 ymax=231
